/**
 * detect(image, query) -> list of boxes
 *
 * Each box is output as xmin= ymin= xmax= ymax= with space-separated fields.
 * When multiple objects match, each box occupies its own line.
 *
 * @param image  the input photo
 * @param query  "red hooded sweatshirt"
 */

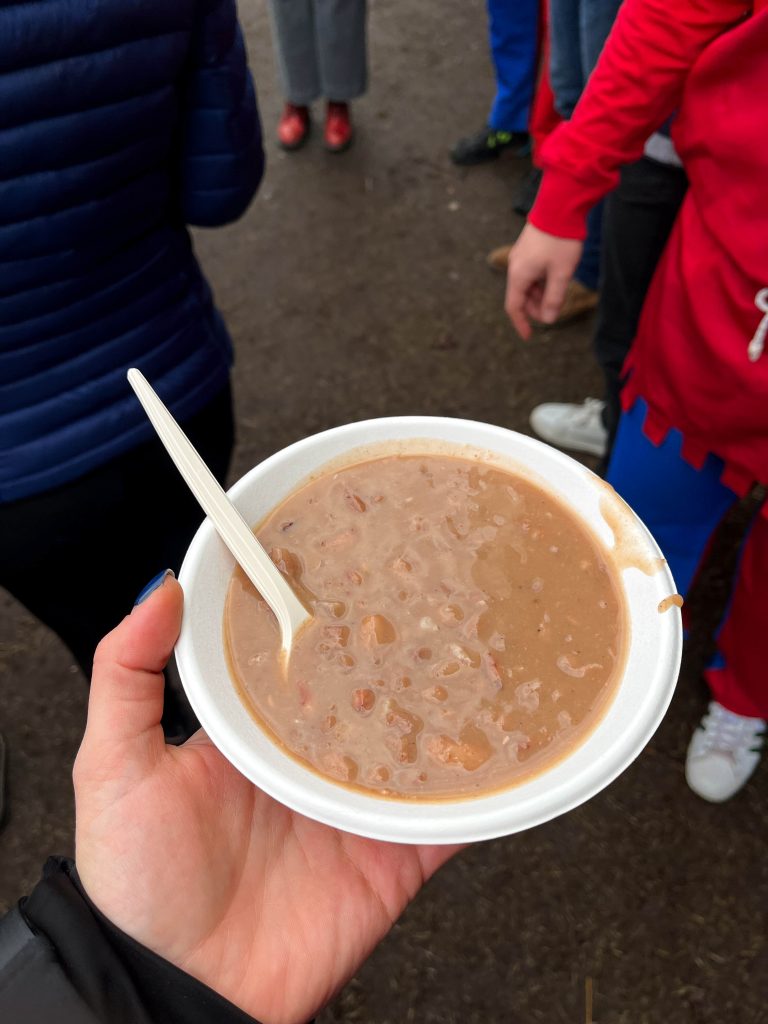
xmin=530 ymin=0 xmax=768 ymax=498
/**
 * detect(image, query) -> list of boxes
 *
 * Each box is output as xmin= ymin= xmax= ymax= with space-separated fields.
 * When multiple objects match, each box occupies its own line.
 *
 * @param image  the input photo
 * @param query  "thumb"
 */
xmin=82 ymin=571 xmax=183 ymax=762
xmin=539 ymin=271 xmax=571 ymax=325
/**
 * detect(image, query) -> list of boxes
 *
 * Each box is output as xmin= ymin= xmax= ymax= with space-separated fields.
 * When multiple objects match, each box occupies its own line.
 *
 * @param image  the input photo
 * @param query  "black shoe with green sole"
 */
xmin=450 ymin=126 xmax=530 ymax=166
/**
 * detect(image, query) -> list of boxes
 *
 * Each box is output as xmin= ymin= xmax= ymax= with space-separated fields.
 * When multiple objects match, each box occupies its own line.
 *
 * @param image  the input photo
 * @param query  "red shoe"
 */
xmin=277 ymin=103 xmax=310 ymax=150
xmin=324 ymin=101 xmax=353 ymax=153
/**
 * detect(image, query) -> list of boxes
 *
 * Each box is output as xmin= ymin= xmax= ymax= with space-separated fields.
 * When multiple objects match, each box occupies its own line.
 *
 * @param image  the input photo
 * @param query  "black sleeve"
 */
xmin=0 ymin=858 xmax=261 ymax=1024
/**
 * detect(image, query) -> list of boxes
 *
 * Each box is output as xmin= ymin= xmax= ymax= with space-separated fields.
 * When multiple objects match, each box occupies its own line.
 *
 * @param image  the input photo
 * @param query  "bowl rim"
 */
xmin=176 ymin=415 xmax=682 ymax=844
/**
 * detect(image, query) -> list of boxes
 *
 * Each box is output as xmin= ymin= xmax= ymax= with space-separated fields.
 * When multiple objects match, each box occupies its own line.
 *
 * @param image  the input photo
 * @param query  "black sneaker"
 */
xmin=513 ymin=166 xmax=542 ymax=216
xmin=450 ymin=126 xmax=530 ymax=166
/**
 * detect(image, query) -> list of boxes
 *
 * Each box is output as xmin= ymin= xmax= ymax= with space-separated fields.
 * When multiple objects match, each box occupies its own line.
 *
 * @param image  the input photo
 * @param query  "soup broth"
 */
xmin=224 ymin=455 xmax=625 ymax=799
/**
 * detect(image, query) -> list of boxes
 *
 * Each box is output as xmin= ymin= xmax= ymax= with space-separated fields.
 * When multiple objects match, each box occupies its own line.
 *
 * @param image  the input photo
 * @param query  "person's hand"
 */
xmin=504 ymin=223 xmax=584 ymax=339
xmin=74 ymin=575 xmax=461 ymax=1024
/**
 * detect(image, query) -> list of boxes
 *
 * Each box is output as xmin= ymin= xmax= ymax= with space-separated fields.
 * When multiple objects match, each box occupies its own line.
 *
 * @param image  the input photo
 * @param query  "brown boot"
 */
xmin=532 ymin=280 xmax=598 ymax=327
xmin=486 ymin=244 xmax=513 ymax=273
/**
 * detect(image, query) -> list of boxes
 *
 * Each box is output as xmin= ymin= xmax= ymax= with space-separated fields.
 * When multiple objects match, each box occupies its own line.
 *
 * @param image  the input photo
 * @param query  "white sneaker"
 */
xmin=529 ymin=398 xmax=608 ymax=457
xmin=685 ymin=701 xmax=765 ymax=803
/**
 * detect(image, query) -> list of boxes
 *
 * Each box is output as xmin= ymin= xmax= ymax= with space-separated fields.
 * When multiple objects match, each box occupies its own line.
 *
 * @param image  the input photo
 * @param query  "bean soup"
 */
xmin=224 ymin=455 xmax=625 ymax=799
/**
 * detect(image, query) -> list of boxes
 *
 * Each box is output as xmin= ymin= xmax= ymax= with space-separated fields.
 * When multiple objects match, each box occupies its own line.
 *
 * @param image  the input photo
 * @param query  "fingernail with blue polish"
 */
xmin=135 ymin=569 xmax=175 ymax=606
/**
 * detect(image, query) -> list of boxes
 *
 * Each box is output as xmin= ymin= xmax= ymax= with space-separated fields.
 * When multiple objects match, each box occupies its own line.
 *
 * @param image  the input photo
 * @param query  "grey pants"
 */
xmin=268 ymin=0 xmax=368 ymax=104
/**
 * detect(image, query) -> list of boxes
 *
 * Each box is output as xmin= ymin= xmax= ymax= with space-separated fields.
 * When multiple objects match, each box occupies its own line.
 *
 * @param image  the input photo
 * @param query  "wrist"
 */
xmin=528 ymin=168 xmax=593 ymax=241
xmin=21 ymin=859 xmax=259 ymax=1024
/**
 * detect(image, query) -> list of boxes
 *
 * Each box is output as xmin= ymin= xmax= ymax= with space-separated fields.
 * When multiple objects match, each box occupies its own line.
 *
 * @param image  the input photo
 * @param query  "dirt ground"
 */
xmin=1 ymin=2 xmax=767 ymax=1021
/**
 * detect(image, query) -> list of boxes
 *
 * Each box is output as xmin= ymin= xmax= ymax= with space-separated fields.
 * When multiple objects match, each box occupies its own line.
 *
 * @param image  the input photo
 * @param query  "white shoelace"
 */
xmin=571 ymin=398 xmax=605 ymax=427
xmin=698 ymin=702 xmax=765 ymax=755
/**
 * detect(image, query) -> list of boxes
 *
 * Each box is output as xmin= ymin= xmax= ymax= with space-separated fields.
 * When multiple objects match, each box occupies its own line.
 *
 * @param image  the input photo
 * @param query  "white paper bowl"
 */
xmin=176 ymin=417 xmax=682 ymax=844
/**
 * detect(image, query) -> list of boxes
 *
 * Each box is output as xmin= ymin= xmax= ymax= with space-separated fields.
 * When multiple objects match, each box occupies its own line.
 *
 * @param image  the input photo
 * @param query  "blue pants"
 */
xmin=486 ymin=0 xmax=540 ymax=133
xmin=548 ymin=0 xmax=623 ymax=289
xmin=607 ymin=401 xmax=738 ymax=594
xmin=607 ymin=401 xmax=768 ymax=719
xmin=549 ymin=0 xmax=622 ymax=119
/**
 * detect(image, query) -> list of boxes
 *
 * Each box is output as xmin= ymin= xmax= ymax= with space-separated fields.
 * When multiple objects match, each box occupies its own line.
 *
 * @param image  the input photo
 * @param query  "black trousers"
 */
xmin=595 ymin=156 xmax=689 ymax=461
xmin=0 ymin=385 xmax=234 ymax=687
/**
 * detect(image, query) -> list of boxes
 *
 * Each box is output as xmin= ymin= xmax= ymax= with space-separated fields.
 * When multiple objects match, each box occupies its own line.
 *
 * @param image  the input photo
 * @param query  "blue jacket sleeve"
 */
xmin=181 ymin=0 xmax=264 ymax=227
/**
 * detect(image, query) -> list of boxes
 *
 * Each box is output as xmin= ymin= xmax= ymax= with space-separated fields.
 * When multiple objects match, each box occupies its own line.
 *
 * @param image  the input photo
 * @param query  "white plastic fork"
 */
xmin=127 ymin=369 xmax=311 ymax=658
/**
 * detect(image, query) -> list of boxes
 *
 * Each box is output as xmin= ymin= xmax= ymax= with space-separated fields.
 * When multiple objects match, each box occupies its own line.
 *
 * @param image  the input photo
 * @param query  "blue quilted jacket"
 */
xmin=0 ymin=0 xmax=263 ymax=502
